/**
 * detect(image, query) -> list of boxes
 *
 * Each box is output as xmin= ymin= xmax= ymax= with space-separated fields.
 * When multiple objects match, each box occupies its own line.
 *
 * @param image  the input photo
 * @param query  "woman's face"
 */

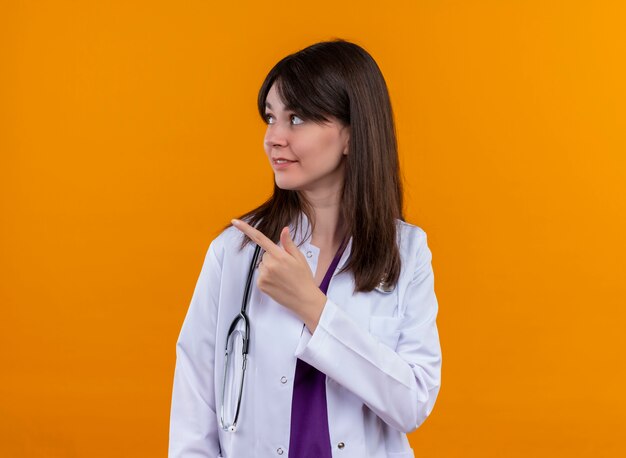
xmin=263 ymin=83 xmax=350 ymax=194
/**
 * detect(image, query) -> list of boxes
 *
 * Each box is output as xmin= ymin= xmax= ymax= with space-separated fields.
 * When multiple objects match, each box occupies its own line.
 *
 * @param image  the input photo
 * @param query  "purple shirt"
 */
xmin=288 ymin=239 xmax=348 ymax=457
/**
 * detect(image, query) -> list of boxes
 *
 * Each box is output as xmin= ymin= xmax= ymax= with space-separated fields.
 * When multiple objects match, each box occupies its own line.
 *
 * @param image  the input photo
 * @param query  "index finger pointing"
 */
xmin=231 ymin=219 xmax=282 ymax=255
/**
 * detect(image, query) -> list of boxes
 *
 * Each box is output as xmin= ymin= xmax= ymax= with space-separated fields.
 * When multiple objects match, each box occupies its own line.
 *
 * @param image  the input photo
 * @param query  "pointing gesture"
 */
xmin=231 ymin=219 xmax=328 ymax=332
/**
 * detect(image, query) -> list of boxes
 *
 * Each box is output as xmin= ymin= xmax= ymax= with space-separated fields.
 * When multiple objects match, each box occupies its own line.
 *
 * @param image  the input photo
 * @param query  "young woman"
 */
xmin=169 ymin=39 xmax=442 ymax=458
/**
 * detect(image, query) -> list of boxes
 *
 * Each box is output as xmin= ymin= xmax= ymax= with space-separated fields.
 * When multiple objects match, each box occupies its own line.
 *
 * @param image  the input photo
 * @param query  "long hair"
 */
xmin=224 ymin=39 xmax=404 ymax=293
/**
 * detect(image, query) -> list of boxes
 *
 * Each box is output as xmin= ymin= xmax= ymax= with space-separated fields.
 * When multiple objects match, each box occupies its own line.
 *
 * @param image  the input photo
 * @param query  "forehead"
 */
xmin=264 ymin=84 xmax=292 ymax=111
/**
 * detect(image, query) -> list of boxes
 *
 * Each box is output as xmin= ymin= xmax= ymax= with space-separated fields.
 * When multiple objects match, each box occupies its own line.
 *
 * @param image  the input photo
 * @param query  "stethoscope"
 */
xmin=219 ymin=243 xmax=262 ymax=432
xmin=218 ymin=237 xmax=395 ymax=432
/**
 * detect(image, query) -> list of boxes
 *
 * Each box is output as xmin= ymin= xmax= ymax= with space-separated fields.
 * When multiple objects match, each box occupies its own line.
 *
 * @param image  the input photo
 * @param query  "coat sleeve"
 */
xmin=294 ymin=231 xmax=442 ymax=433
xmin=169 ymin=239 xmax=224 ymax=457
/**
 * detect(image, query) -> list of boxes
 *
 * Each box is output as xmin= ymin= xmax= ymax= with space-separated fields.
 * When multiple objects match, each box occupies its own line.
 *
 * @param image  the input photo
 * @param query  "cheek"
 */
xmin=317 ymin=133 xmax=345 ymax=163
xmin=295 ymin=132 xmax=340 ymax=160
xmin=286 ymin=135 xmax=310 ymax=160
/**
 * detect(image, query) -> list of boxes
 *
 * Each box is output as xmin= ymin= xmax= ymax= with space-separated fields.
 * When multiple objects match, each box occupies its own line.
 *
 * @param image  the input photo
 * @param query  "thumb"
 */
xmin=280 ymin=226 xmax=300 ymax=258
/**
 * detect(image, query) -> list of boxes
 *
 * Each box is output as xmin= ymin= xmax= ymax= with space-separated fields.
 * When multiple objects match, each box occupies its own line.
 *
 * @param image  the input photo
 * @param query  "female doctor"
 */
xmin=169 ymin=39 xmax=442 ymax=458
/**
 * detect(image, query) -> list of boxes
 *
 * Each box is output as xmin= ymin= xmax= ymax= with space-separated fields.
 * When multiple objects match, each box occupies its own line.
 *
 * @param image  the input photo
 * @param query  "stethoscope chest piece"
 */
xmin=375 ymin=274 xmax=395 ymax=294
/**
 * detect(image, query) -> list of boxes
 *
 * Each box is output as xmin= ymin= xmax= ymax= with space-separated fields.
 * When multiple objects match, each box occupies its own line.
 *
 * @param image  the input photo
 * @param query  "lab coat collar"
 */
xmin=290 ymin=211 xmax=352 ymax=272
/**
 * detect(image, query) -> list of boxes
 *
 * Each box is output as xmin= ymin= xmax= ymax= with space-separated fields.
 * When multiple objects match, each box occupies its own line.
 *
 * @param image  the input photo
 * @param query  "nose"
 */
xmin=264 ymin=124 xmax=288 ymax=149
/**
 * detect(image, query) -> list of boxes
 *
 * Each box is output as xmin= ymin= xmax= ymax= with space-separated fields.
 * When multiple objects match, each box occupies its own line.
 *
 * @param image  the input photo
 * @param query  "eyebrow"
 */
xmin=265 ymin=101 xmax=299 ymax=113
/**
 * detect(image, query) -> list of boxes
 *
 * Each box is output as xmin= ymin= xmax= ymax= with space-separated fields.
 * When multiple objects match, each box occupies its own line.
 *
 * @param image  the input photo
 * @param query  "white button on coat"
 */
xmin=169 ymin=212 xmax=442 ymax=458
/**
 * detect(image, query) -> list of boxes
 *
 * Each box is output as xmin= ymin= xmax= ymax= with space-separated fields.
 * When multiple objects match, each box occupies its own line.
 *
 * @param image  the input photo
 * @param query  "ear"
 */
xmin=343 ymin=129 xmax=350 ymax=156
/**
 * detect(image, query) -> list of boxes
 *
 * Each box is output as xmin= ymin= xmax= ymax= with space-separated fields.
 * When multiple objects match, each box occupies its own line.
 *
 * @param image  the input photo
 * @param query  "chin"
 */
xmin=274 ymin=178 xmax=304 ymax=191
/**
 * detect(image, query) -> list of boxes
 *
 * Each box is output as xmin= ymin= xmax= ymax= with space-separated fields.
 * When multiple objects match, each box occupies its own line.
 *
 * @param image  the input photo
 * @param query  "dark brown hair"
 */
xmin=224 ymin=39 xmax=405 ymax=293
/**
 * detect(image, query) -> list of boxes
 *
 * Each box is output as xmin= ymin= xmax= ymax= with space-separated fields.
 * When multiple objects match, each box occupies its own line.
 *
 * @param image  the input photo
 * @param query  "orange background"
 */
xmin=1 ymin=1 xmax=625 ymax=456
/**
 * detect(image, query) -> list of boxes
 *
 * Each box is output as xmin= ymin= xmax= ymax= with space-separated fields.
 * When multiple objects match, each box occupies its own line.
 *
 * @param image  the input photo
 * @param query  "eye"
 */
xmin=264 ymin=113 xmax=303 ymax=125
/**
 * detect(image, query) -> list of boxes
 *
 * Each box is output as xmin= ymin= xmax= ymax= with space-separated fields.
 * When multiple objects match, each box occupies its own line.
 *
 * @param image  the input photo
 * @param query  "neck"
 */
xmin=302 ymin=188 xmax=346 ymax=250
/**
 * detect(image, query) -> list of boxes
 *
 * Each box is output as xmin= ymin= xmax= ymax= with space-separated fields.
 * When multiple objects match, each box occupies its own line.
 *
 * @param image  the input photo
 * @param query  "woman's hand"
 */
xmin=231 ymin=219 xmax=327 ymax=332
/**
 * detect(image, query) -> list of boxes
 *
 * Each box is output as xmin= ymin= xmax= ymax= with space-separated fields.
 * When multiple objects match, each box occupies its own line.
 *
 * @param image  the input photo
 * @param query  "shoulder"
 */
xmin=395 ymin=219 xmax=428 ymax=251
xmin=395 ymin=219 xmax=434 ymax=279
xmin=396 ymin=218 xmax=427 ymax=237
xmin=212 ymin=224 xmax=241 ymax=249
xmin=202 ymin=224 xmax=247 ymax=267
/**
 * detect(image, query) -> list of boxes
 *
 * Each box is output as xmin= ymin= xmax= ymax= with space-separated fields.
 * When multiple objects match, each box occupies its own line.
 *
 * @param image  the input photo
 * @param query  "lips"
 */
xmin=272 ymin=158 xmax=297 ymax=162
xmin=272 ymin=157 xmax=298 ymax=170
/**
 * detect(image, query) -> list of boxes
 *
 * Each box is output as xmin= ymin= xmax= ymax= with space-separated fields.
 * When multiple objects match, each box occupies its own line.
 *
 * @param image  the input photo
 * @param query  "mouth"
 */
xmin=272 ymin=158 xmax=298 ymax=164
xmin=272 ymin=158 xmax=298 ymax=170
